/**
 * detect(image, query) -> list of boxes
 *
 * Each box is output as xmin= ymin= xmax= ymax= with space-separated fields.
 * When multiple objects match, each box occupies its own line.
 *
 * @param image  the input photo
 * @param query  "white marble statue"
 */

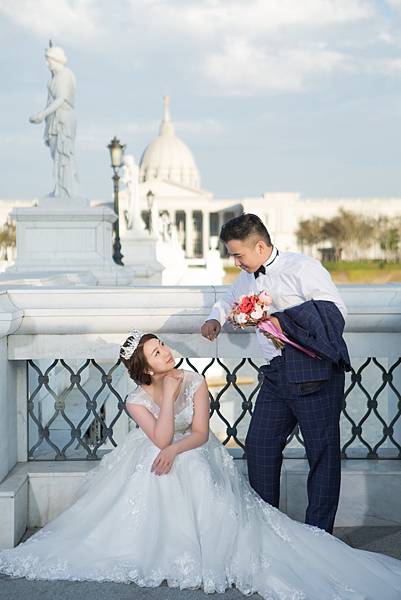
xmin=29 ymin=45 xmax=78 ymax=201
xmin=122 ymin=155 xmax=145 ymax=231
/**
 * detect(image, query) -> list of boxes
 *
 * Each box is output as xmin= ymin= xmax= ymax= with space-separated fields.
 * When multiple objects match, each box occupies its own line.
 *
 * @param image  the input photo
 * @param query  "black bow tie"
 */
xmin=254 ymin=249 xmax=279 ymax=278
xmin=254 ymin=265 xmax=266 ymax=279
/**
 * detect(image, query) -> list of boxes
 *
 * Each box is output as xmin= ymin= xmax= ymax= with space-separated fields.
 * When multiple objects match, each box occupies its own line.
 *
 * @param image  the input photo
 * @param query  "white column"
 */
xmin=0 ymin=292 xmax=23 ymax=481
xmin=202 ymin=211 xmax=209 ymax=258
xmin=185 ymin=210 xmax=194 ymax=258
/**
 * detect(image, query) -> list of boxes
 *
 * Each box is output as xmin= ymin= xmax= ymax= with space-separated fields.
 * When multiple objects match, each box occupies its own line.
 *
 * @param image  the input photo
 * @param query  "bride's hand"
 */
xmin=167 ymin=368 xmax=183 ymax=380
xmin=151 ymin=445 xmax=177 ymax=475
xmin=162 ymin=371 xmax=183 ymax=400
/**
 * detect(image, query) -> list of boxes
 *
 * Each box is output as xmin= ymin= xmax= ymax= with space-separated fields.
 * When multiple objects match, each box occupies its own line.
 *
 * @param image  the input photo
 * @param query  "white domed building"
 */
xmin=120 ymin=96 xmax=401 ymax=267
xmin=121 ymin=96 xmax=243 ymax=264
xmin=139 ymin=97 xmax=200 ymax=190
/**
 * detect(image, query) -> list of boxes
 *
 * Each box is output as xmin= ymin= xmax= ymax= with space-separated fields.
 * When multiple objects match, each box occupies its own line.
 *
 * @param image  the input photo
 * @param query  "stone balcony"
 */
xmin=0 ymin=285 xmax=401 ymax=550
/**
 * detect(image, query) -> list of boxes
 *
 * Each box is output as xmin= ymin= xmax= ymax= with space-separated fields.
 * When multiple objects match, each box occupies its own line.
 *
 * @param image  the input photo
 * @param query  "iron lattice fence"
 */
xmin=27 ymin=357 xmax=401 ymax=461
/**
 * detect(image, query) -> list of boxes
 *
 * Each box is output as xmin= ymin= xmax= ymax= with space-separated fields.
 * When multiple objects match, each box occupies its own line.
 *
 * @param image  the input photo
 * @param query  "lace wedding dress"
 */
xmin=1 ymin=370 xmax=401 ymax=599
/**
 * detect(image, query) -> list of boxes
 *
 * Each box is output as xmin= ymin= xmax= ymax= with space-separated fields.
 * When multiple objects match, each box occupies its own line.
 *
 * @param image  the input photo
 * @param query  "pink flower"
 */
xmin=258 ymin=290 xmax=272 ymax=306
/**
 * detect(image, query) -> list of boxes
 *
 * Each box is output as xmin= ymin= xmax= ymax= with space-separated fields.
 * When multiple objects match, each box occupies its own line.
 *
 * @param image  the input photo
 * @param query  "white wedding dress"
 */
xmin=1 ymin=370 xmax=401 ymax=599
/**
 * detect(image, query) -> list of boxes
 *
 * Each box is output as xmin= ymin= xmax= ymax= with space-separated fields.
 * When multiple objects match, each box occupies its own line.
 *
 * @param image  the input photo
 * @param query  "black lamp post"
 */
xmin=146 ymin=190 xmax=155 ymax=234
xmin=107 ymin=136 xmax=126 ymax=265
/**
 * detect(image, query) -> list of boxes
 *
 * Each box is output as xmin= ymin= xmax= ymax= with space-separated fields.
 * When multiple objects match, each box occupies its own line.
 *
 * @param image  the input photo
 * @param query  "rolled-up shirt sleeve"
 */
xmin=299 ymin=258 xmax=347 ymax=320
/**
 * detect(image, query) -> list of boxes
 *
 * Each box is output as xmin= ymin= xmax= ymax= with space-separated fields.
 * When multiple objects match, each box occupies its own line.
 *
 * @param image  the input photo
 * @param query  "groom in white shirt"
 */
xmin=201 ymin=213 xmax=348 ymax=533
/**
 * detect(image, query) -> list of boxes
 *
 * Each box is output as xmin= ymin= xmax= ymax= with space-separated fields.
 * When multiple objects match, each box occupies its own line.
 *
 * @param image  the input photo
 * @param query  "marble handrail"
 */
xmin=2 ymin=285 xmax=401 ymax=360
xmin=2 ymin=284 xmax=401 ymax=334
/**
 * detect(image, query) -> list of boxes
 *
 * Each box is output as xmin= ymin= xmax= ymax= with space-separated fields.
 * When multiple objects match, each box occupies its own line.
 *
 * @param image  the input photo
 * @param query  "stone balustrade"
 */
xmin=0 ymin=285 xmax=401 ymax=548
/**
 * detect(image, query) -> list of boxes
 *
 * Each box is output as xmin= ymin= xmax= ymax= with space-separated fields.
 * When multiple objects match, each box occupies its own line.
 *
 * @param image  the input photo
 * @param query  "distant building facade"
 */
xmin=1 ymin=97 xmax=401 ymax=264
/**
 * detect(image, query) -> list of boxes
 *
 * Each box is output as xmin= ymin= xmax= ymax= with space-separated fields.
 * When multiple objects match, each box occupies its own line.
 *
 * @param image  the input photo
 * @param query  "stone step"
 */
xmin=1 ymin=458 xmax=401 ymax=549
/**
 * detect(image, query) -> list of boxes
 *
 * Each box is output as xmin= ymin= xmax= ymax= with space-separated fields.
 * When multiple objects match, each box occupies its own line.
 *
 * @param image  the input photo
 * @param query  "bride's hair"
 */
xmin=120 ymin=333 xmax=158 ymax=385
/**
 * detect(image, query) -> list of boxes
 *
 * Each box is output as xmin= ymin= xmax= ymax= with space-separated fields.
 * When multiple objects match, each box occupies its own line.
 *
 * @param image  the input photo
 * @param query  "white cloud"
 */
xmin=377 ymin=30 xmax=399 ymax=45
xmin=0 ymin=0 xmax=379 ymax=47
xmin=138 ymin=0 xmax=374 ymax=38
xmin=375 ymin=57 xmax=401 ymax=73
xmin=2 ymin=0 xmax=398 ymax=96
xmin=0 ymin=0 xmax=100 ymax=41
xmin=387 ymin=0 xmax=401 ymax=10
xmin=79 ymin=117 xmax=223 ymax=150
xmin=128 ymin=0 xmax=379 ymax=94
xmin=204 ymin=39 xmax=348 ymax=94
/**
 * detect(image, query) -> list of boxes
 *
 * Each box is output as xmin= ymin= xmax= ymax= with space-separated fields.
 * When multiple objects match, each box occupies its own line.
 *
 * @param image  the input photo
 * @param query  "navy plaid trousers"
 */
xmin=245 ymin=355 xmax=345 ymax=534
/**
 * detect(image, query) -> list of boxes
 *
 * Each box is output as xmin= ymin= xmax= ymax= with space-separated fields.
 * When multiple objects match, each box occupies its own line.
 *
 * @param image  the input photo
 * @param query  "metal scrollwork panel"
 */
xmin=27 ymin=356 xmax=401 ymax=460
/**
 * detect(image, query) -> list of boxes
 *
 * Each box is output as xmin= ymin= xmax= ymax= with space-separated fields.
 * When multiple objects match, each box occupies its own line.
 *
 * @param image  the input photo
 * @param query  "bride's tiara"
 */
xmin=120 ymin=329 xmax=144 ymax=361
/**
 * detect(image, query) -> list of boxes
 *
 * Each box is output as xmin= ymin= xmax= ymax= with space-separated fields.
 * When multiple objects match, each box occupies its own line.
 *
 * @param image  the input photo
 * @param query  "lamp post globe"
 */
xmin=108 ymin=136 xmax=125 ymax=169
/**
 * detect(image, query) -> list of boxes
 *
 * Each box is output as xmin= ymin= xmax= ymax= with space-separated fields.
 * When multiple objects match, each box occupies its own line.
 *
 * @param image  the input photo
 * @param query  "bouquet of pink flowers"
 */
xmin=227 ymin=291 xmax=319 ymax=359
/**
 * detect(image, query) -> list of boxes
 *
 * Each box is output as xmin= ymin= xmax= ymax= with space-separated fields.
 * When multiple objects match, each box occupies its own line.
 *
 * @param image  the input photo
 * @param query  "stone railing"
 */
xmin=1 ymin=285 xmax=401 ymax=546
xmin=3 ymin=285 xmax=401 ymax=460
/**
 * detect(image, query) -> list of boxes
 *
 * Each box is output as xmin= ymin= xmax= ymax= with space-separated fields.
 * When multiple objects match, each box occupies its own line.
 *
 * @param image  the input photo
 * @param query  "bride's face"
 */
xmin=143 ymin=338 xmax=175 ymax=375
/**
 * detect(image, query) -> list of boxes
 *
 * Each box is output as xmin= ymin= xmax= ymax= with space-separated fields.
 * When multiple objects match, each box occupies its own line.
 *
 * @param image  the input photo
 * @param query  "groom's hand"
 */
xmin=201 ymin=319 xmax=221 ymax=341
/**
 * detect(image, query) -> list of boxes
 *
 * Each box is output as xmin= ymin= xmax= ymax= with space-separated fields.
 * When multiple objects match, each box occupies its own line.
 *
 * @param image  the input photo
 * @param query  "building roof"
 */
xmin=139 ymin=96 xmax=200 ymax=190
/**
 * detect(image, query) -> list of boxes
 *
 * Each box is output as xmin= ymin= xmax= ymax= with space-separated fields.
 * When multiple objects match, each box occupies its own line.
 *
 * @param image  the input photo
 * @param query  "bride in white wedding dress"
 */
xmin=1 ymin=331 xmax=401 ymax=599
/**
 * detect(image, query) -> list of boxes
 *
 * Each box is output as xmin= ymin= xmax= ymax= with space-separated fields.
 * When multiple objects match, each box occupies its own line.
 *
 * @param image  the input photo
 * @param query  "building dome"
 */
xmin=139 ymin=97 xmax=200 ymax=190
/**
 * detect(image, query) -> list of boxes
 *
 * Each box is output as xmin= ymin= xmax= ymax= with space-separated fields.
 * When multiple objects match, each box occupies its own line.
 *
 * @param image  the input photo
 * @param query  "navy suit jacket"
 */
xmin=272 ymin=300 xmax=351 ymax=383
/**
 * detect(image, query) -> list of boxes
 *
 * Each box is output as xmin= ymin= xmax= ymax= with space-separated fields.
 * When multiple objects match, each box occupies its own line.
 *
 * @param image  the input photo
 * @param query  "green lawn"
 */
xmin=224 ymin=261 xmax=401 ymax=284
xmin=323 ymin=261 xmax=401 ymax=284
xmin=322 ymin=260 xmax=400 ymax=271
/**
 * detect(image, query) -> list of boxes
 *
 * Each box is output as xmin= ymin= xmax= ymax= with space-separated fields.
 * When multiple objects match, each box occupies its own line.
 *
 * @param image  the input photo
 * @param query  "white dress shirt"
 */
xmin=207 ymin=247 xmax=347 ymax=362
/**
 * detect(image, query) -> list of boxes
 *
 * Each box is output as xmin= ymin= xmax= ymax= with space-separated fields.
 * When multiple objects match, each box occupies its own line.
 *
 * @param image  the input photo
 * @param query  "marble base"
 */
xmin=1 ymin=459 xmax=401 ymax=548
xmin=36 ymin=194 xmax=90 ymax=209
xmin=121 ymin=231 xmax=164 ymax=284
xmin=0 ymin=467 xmax=28 ymax=548
xmin=8 ymin=203 xmax=118 ymax=274
xmin=3 ymin=201 xmax=139 ymax=285
xmin=28 ymin=467 xmax=94 ymax=527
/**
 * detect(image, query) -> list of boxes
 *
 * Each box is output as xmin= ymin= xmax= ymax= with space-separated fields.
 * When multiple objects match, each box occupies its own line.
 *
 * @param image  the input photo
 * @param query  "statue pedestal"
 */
xmin=35 ymin=194 xmax=90 ymax=209
xmin=121 ymin=229 xmax=164 ymax=284
xmin=205 ymin=248 xmax=225 ymax=285
xmin=6 ymin=200 xmax=136 ymax=285
xmin=156 ymin=239 xmax=187 ymax=285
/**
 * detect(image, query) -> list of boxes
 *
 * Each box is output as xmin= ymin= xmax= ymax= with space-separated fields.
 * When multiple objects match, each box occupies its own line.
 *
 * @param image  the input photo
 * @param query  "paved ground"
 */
xmin=0 ymin=527 xmax=400 ymax=600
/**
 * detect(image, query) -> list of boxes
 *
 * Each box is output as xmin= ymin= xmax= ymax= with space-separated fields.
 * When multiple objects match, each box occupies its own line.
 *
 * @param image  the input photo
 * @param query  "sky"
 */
xmin=0 ymin=0 xmax=400 ymax=202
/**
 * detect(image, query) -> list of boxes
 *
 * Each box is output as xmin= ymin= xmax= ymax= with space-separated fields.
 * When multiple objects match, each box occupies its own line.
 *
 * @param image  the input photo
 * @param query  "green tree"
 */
xmin=0 ymin=221 xmax=16 ymax=251
xmin=377 ymin=217 xmax=400 ymax=262
xmin=322 ymin=210 xmax=375 ymax=260
xmin=296 ymin=217 xmax=325 ymax=249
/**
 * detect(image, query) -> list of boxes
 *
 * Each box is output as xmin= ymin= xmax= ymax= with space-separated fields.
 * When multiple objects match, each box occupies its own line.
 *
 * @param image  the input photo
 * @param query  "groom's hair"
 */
xmin=220 ymin=213 xmax=272 ymax=246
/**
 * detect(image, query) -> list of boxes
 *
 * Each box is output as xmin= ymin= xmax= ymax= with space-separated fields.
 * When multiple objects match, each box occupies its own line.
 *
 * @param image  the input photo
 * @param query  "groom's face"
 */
xmin=225 ymin=237 xmax=266 ymax=273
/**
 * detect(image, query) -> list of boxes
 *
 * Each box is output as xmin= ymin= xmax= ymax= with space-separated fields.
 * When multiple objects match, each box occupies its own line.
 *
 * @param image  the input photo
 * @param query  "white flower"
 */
xmin=250 ymin=306 xmax=264 ymax=320
xmin=235 ymin=313 xmax=248 ymax=324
